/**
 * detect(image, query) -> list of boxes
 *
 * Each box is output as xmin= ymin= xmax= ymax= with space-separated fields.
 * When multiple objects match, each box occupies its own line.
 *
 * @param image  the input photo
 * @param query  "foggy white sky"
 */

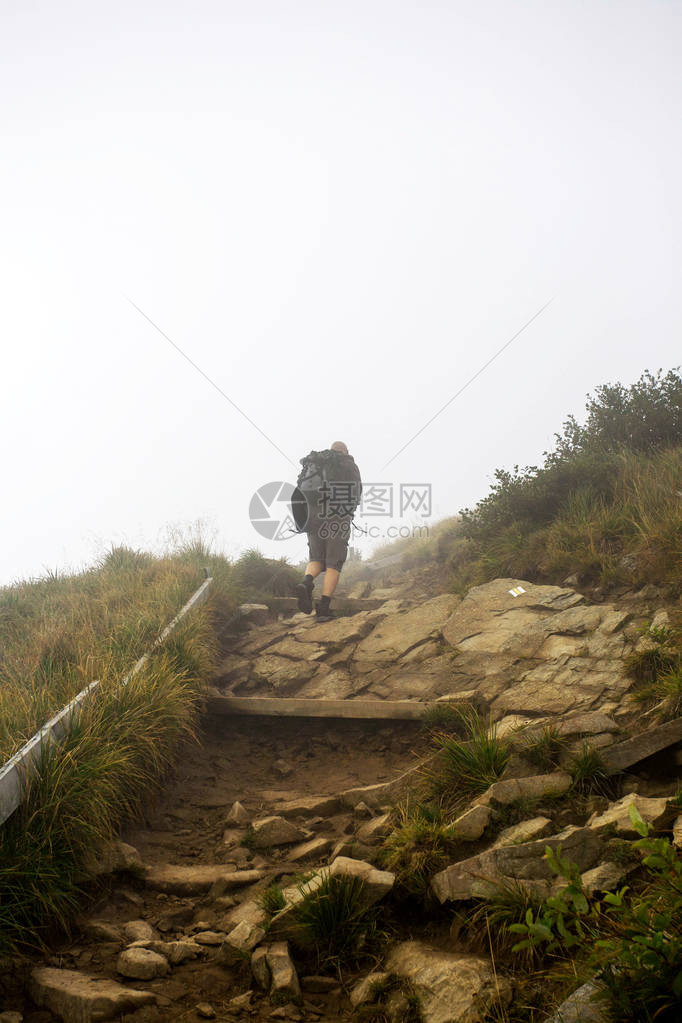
xmin=1 ymin=0 xmax=680 ymax=584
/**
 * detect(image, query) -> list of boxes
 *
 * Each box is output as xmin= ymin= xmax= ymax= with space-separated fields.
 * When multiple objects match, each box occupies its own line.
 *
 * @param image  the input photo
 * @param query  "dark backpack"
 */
xmin=296 ymin=449 xmax=346 ymax=493
xmin=290 ymin=449 xmax=354 ymax=532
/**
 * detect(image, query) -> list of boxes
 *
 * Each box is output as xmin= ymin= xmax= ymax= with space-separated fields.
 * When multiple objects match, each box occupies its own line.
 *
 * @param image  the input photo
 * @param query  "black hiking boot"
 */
xmin=295 ymin=581 xmax=314 ymax=614
xmin=315 ymin=600 xmax=334 ymax=622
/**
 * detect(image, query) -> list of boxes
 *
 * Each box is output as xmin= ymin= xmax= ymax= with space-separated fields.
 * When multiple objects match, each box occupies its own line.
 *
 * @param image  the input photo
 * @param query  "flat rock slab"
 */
xmin=603 ymin=717 xmax=682 ymax=773
xmin=30 ymin=967 xmax=156 ymax=1023
xmin=144 ymin=864 xmax=263 ymax=895
xmin=208 ymin=695 xmax=429 ymax=719
xmin=432 ymin=825 xmax=603 ymax=903
xmin=277 ymin=794 xmax=342 ymax=818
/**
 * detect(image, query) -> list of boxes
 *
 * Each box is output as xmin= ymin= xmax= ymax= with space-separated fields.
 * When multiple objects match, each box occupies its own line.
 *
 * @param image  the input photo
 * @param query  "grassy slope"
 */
xmin=0 ymin=543 xmax=300 ymax=951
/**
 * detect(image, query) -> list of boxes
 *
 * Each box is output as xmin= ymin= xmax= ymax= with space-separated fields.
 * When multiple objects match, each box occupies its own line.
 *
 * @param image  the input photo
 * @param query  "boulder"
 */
xmin=127 ymin=938 xmax=202 ymax=964
xmin=249 ymin=654 xmax=319 ymax=693
xmin=266 ymin=942 xmax=301 ymax=1005
xmin=450 ymin=805 xmax=492 ymax=841
xmin=237 ymin=604 xmax=270 ymax=626
xmin=116 ymin=947 xmax=170 ymax=980
xmin=356 ymin=813 xmax=393 ymax=845
xmin=350 ymin=972 xmax=390 ymax=1008
xmin=193 ymin=930 xmax=225 ymax=946
xmin=300 ymin=609 xmax=385 ymax=646
xmin=30 ymin=967 xmax=156 ymax=1023
xmin=476 ymin=772 xmax=572 ymax=806
xmin=219 ymin=920 xmax=266 ymax=962
xmin=277 ymin=794 xmax=341 ymax=818
xmin=122 ymin=919 xmax=154 ymax=944
xmin=80 ymin=920 xmax=123 ymax=944
xmin=587 ymin=792 xmax=670 ymax=836
xmin=493 ymin=817 xmax=552 ymax=848
xmin=580 ymin=862 xmax=631 ymax=895
xmin=252 ymin=946 xmax=270 ymax=989
xmin=673 ymin=815 xmax=682 ymax=849
xmin=386 ymin=941 xmax=512 ymax=1023
xmin=82 ymin=839 xmax=143 ymax=880
xmin=329 ymin=856 xmax=395 ymax=904
xmin=251 ymin=816 xmax=306 ymax=847
xmin=226 ymin=800 xmax=250 ymax=825
xmin=223 ymin=898 xmax=267 ymax=931
xmin=432 ymin=825 xmax=603 ymax=903
xmin=440 ymin=580 xmax=629 ymax=716
xmin=269 ymin=858 xmax=394 ymax=941
xmin=288 ymin=837 xmax=333 ymax=862
xmin=546 ymin=979 xmax=606 ymax=1022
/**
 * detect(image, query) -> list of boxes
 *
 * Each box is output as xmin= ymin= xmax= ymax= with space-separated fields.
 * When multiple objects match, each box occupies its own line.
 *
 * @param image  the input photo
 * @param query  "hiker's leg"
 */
xmin=305 ymin=562 xmax=324 ymax=578
xmin=321 ymin=568 xmax=340 ymax=597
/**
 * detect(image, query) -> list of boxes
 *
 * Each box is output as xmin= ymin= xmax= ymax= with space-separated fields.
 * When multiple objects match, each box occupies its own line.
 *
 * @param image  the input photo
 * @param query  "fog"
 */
xmin=1 ymin=0 xmax=680 ymax=583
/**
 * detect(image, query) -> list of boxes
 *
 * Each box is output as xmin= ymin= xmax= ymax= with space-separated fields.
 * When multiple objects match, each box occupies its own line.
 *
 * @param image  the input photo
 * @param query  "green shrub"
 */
xmin=509 ymin=805 xmax=682 ymax=1022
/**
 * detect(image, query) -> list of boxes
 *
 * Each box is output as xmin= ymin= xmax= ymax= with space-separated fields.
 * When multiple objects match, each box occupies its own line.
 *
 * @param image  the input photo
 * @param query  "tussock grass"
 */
xmin=259 ymin=883 xmax=286 ymax=916
xmin=354 ymin=973 xmax=423 ymax=1023
xmin=0 ymin=634 xmax=211 ymax=952
xmin=423 ymin=708 xmax=510 ymax=808
xmin=291 ymin=872 xmax=384 ymax=971
xmin=518 ymin=725 xmax=569 ymax=772
xmin=568 ymin=742 xmax=612 ymax=797
xmin=380 ymin=802 xmax=463 ymax=898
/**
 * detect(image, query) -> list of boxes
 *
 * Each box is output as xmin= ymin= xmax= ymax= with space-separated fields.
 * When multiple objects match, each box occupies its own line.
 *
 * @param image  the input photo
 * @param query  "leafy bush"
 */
xmin=450 ymin=369 xmax=682 ymax=591
xmin=509 ymin=805 xmax=682 ymax=1022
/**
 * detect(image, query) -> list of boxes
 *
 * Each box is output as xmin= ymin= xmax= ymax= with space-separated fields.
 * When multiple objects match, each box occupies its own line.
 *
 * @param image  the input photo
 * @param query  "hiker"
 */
xmin=293 ymin=441 xmax=362 ymax=621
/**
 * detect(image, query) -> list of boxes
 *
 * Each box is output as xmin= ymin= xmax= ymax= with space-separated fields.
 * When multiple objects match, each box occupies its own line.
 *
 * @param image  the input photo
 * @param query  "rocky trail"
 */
xmin=3 ymin=564 xmax=682 ymax=1023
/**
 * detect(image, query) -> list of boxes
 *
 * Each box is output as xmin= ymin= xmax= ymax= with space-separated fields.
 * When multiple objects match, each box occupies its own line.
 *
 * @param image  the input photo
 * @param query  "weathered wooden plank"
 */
xmin=603 ymin=717 xmax=682 ymax=774
xmin=207 ymin=694 xmax=427 ymax=720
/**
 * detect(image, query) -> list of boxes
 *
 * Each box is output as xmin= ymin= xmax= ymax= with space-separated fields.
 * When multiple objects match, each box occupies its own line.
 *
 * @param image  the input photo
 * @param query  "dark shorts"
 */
xmin=306 ymin=517 xmax=351 ymax=572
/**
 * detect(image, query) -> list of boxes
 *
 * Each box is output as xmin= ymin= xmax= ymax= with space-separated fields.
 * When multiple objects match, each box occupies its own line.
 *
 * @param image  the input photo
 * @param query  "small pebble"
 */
xmin=196 ymin=1004 xmax=216 ymax=1019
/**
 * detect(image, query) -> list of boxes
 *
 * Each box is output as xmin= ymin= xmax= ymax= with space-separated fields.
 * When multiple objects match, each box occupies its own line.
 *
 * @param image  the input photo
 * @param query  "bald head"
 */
xmin=331 ymin=440 xmax=349 ymax=455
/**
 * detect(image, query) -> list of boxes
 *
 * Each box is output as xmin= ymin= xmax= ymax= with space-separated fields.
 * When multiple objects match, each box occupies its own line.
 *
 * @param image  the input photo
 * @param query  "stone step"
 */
xmin=207 ymin=694 xmax=428 ymax=720
xmin=267 ymin=596 xmax=388 ymax=616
